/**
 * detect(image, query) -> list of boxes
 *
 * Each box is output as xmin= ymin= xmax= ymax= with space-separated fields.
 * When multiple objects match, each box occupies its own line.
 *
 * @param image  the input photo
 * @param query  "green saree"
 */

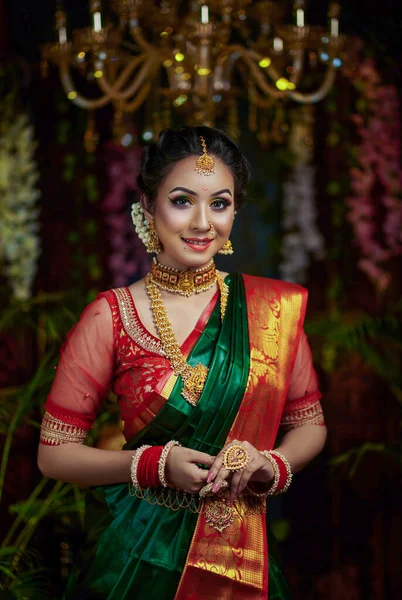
xmin=64 ymin=274 xmax=292 ymax=600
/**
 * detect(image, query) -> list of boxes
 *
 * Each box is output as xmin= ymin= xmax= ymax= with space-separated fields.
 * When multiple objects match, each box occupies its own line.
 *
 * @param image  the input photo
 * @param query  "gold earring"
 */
xmin=218 ymin=239 xmax=234 ymax=255
xmin=147 ymin=219 xmax=162 ymax=254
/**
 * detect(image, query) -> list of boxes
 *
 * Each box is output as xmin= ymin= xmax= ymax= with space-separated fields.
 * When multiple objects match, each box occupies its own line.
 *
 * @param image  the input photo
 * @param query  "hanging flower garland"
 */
xmin=344 ymin=58 xmax=402 ymax=291
xmin=279 ymin=105 xmax=325 ymax=283
xmin=0 ymin=115 xmax=41 ymax=300
xmin=102 ymin=142 xmax=150 ymax=288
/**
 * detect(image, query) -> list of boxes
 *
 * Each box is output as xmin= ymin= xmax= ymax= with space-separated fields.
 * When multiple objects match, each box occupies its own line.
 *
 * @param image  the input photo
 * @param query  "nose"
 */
xmin=190 ymin=204 xmax=210 ymax=231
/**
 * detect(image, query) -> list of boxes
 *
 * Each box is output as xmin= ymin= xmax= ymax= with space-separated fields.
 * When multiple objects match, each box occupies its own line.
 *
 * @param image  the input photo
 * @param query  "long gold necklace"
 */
xmin=145 ymin=270 xmax=228 ymax=406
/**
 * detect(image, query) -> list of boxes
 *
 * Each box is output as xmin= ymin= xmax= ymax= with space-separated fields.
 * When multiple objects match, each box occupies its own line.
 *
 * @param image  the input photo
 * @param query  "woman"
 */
xmin=38 ymin=126 xmax=326 ymax=600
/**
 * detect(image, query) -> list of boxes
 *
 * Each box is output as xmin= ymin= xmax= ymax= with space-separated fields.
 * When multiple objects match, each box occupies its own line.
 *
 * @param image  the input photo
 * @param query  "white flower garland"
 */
xmin=279 ymin=107 xmax=325 ymax=283
xmin=0 ymin=115 xmax=41 ymax=300
xmin=131 ymin=201 xmax=149 ymax=247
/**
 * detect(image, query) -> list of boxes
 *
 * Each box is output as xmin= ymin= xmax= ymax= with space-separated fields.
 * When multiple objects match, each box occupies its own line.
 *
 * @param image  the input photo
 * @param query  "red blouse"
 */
xmin=40 ymin=287 xmax=324 ymax=445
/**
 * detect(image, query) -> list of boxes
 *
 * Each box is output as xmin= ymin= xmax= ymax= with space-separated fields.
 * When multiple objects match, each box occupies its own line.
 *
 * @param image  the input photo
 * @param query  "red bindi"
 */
xmin=201 ymin=187 xmax=209 ymax=191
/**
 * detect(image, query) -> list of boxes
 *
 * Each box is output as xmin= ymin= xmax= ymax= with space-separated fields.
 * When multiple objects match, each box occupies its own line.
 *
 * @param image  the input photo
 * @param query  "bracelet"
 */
xmin=158 ymin=440 xmax=181 ymax=488
xmin=269 ymin=450 xmax=293 ymax=494
xmin=247 ymin=450 xmax=292 ymax=497
xmin=131 ymin=445 xmax=152 ymax=491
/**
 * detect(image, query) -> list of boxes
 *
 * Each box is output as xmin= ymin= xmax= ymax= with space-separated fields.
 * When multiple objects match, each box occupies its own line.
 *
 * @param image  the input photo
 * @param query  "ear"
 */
xmin=140 ymin=195 xmax=153 ymax=221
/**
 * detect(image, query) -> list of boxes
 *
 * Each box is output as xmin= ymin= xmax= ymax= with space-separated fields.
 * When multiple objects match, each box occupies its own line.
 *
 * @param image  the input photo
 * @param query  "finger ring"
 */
xmin=199 ymin=480 xmax=228 ymax=498
xmin=222 ymin=444 xmax=249 ymax=471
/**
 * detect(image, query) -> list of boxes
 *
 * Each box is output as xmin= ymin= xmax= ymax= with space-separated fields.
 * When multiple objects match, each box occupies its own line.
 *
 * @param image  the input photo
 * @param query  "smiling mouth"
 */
xmin=182 ymin=238 xmax=213 ymax=246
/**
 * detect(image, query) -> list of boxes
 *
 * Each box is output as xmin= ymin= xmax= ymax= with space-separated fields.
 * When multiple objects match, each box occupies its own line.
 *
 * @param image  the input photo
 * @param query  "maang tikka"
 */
xmin=195 ymin=136 xmax=215 ymax=176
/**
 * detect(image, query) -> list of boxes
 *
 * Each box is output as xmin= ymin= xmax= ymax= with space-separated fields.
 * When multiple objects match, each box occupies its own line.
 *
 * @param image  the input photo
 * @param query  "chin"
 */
xmin=159 ymin=247 xmax=217 ymax=270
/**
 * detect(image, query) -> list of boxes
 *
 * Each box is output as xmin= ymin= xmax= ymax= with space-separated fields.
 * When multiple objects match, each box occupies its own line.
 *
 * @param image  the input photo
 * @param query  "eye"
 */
xmin=168 ymin=195 xmax=193 ymax=207
xmin=211 ymin=198 xmax=231 ymax=210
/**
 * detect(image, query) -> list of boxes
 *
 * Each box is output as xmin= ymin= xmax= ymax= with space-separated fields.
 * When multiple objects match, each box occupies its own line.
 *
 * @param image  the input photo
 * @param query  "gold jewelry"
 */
xmin=145 ymin=271 xmax=228 ymax=406
xmin=128 ymin=484 xmax=266 ymax=531
xmin=218 ymin=239 xmax=234 ymax=255
xmin=259 ymin=450 xmax=293 ymax=495
xmin=130 ymin=445 xmax=152 ymax=491
xmin=158 ymin=440 xmax=181 ymax=487
xmin=222 ymin=443 xmax=250 ymax=471
xmin=199 ymin=480 xmax=228 ymax=498
xmin=149 ymin=258 xmax=217 ymax=297
xmin=195 ymin=136 xmax=215 ymax=176
xmin=208 ymin=220 xmax=216 ymax=236
xmin=269 ymin=450 xmax=293 ymax=494
xmin=205 ymin=497 xmax=234 ymax=533
xmin=147 ymin=219 xmax=162 ymax=254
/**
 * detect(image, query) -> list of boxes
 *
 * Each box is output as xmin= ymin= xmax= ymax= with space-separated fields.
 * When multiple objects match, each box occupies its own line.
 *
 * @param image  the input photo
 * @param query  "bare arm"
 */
xmin=270 ymin=423 xmax=327 ymax=475
xmin=37 ymin=443 xmax=133 ymax=487
xmin=37 ymin=442 xmax=215 ymax=490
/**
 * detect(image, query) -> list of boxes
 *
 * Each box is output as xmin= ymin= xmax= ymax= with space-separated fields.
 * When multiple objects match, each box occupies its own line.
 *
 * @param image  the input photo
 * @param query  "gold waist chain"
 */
xmin=128 ymin=484 xmax=266 ymax=533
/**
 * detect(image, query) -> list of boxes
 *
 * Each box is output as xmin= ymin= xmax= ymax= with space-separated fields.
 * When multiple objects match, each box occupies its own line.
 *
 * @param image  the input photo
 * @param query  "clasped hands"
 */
xmin=165 ymin=440 xmax=274 ymax=504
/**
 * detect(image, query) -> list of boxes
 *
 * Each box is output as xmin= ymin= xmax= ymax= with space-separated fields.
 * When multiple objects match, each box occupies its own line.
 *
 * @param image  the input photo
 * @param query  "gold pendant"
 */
xmin=205 ymin=498 xmax=234 ymax=533
xmin=178 ymin=270 xmax=195 ymax=296
xmin=181 ymin=363 xmax=209 ymax=406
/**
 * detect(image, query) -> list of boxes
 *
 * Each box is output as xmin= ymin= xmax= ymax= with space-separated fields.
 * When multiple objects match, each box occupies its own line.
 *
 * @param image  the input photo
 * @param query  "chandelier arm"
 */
xmin=128 ymin=23 xmax=155 ymax=54
xmin=248 ymin=82 xmax=276 ymax=109
xmin=116 ymin=80 xmax=153 ymax=112
xmin=240 ymin=53 xmax=290 ymax=99
xmin=217 ymin=46 xmax=287 ymax=98
xmin=97 ymin=56 xmax=160 ymax=101
xmin=289 ymin=65 xmax=336 ymax=103
xmin=59 ymin=61 xmax=111 ymax=109
xmin=288 ymin=48 xmax=305 ymax=86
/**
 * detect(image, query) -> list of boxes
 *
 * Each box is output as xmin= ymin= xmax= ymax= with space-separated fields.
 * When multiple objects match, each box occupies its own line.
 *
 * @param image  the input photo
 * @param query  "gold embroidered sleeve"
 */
xmin=280 ymin=392 xmax=325 ymax=431
xmin=40 ymin=411 xmax=88 ymax=445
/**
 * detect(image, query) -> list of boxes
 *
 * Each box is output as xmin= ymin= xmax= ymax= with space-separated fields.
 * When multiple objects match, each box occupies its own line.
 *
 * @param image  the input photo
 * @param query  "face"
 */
xmin=142 ymin=155 xmax=235 ymax=270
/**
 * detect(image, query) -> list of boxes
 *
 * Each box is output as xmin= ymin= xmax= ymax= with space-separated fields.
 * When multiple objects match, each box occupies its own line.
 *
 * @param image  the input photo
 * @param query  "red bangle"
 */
xmin=136 ymin=446 xmax=163 ymax=488
xmin=269 ymin=451 xmax=292 ymax=494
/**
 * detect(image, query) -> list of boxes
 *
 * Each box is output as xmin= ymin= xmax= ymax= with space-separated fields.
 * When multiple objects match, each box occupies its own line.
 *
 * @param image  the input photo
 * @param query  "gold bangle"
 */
xmin=259 ymin=450 xmax=281 ymax=495
xmin=222 ymin=443 xmax=250 ymax=471
xmin=158 ymin=440 xmax=181 ymax=487
xmin=130 ymin=445 xmax=151 ymax=491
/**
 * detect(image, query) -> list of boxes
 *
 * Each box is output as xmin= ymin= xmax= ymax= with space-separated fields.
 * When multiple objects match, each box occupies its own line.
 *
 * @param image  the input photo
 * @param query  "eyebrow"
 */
xmin=169 ymin=186 xmax=233 ymax=197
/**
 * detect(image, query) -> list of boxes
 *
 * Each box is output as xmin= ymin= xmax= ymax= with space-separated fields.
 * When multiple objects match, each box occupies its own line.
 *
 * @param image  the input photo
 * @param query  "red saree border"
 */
xmin=175 ymin=275 xmax=307 ymax=600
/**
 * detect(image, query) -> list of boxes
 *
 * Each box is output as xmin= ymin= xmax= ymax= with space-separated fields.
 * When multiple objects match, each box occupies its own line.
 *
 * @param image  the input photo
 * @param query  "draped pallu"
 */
xmin=62 ymin=273 xmax=307 ymax=600
xmin=175 ymin=274 xmax=307 ymax=600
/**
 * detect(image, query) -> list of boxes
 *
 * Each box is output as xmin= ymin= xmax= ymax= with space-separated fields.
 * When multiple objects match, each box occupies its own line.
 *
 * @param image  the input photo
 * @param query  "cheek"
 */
xmin=157 ymin=206 xmax=188 ymax=232
xmin=214 ymin=212 xmax=234 ymax=235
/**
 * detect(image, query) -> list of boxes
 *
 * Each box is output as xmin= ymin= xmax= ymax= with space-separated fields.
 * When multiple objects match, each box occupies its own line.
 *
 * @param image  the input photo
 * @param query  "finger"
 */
xmin=229 ymin=471 xmax=243 ymax=503
xmin=211 ymin=466 xmax=231 ymax=493
xmin=189 ymin=450 xmax=215 ymax=468
xmin=206 ymin=439 xmax=239 ymax=483
xmin=189 ymin=463 xmax=210 ymax=483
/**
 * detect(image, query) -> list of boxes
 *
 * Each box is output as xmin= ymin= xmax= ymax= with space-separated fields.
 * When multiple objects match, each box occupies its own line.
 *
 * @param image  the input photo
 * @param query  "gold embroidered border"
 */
xmin=40 ymin=411 xmax=87 ymax=445
xmin=112 ymin=287 xmax=165 ymax=356
xmin=280 ymin=400 xmax=324 ymax=431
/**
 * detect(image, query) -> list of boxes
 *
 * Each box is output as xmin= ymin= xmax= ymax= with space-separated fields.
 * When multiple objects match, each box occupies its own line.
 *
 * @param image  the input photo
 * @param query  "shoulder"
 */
xmin=241 ymin=274 xmax=307 ymax=299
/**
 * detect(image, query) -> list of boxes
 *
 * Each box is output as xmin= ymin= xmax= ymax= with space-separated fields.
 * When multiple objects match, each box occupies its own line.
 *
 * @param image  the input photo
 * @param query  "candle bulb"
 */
xmin=330 ymin=17 xmax=339 ymax=37
xmin=201 ymin=5 xmax=209 ymax=25
xmin=93 ymin=11 xmax=102 ymax=32
xmin=296 ymin=9 xmax=304 ymax=28
xmin=273 ymin=37 xmax=283 ymax=53
xmin=56 ymin=9 xmax=68 ymax=44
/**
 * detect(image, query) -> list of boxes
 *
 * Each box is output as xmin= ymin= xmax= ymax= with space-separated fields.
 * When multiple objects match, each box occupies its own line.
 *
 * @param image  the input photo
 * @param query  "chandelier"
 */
xmin=41 ymin=1 xmax=345 ymax=146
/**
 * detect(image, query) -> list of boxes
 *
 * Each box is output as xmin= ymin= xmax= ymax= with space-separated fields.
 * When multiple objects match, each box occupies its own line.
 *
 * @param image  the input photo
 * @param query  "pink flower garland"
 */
xmin=344 ymin=59 xmax=402 ymax=291
xmin=102 ymin=142 xmax=150 ymax=288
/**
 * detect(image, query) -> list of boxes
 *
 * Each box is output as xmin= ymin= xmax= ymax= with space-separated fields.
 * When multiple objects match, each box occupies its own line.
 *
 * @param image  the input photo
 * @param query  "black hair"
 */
xmin=137 ymin=125 xmax=250 ymax=211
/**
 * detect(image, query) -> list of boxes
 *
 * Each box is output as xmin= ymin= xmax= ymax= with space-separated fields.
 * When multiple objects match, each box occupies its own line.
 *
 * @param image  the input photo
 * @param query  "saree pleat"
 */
xmin=65 ymin=274 xmax=252 ymax=600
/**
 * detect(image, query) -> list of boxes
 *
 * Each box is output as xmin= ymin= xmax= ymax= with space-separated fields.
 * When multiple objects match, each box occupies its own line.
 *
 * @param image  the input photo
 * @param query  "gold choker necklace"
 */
xmin=149 ymin=258 xmax=217 ymax=297
xmin=145 ymin=270 xmax=229 ymax=406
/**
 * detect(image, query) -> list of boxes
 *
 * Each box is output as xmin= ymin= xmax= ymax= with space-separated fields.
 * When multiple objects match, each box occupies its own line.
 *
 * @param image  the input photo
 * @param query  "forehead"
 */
xmin=160 ymin=155 xmax=234 ymax=192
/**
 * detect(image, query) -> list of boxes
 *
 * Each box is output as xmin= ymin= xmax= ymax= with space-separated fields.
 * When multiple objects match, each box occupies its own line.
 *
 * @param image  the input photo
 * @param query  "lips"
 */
xmin=182 ymin=237 xmax=214 ymax=251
